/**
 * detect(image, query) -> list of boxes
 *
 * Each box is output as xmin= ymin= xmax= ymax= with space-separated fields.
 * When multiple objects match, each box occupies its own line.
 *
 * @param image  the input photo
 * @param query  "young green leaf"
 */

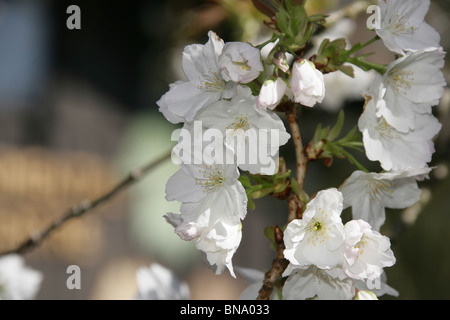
xmin=327 ymin=110 xmax=345 ymax=142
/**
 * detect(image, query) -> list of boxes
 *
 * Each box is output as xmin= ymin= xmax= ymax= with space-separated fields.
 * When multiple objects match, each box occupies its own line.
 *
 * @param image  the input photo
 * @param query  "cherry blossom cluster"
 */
xmin=159 ymin=31 xmax=291 ymax=278
xmin=280 ymin=0 xmax=446 ymax=300
xmin=156 ymin=0 xmax=446 ymax=300
xmin=282 ymin=188 xmax=396 ymax=300
xmin=341 ymin=0 xmax=446 ymax=231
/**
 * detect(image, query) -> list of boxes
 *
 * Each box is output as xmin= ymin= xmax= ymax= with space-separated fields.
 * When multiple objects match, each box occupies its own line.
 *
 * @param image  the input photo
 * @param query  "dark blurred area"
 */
xmin=0 ymin=0 xmax=449 ymax=300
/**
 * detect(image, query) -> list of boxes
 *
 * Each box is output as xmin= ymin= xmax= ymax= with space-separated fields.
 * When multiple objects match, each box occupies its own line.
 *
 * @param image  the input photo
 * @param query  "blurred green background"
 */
xmin=0 ymin=0 xmax=448 ymax=299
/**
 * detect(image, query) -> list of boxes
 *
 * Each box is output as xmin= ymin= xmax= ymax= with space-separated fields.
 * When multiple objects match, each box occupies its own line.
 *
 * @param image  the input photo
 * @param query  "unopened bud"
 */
xmin=273 ymin=51 xmax=290 ymax=74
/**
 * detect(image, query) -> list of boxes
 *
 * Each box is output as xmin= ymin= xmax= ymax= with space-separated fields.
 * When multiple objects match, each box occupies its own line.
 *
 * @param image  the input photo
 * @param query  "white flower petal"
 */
xmin=343 ymin=220 xmax=396 ymax=281
xmin=135 ymin=263 xmax=190 ymax=300
xmin=165 ymin=168 xmax=205 ymax=203
xmin=219 ymin=41 xmax=263 ymax=84
xmin=0 ymin=254 xmax=43 ymax=300
xmin=283 ymin=189 xmax=345 ymax=269
xmin=290 ymin=60 xmax=325 ymax=107
xmin=282 ymin=266 xmax=355 ymax=300
xmin=377 ymin=0 xmax=440 ymax=54
xmin=257 ymin=78 xmax=287 ymax=110
xmin=359 ymin=97 xmax=441 ymax=171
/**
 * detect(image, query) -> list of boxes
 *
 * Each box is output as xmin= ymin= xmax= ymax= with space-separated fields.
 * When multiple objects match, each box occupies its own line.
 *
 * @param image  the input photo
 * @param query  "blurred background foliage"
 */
xmin=0 ymin=0 xmax=449 ymax=299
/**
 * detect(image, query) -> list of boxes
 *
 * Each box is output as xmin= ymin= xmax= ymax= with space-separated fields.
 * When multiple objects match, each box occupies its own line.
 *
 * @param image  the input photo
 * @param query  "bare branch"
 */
xmin=0 ymin=151 xmax=172 ymax=257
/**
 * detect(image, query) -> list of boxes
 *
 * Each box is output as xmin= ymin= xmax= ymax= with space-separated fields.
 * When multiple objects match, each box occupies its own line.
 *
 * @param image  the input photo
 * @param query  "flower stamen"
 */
xmin=366 ymin=179 xmax=394 ymax=202
xmin=198 ymin=69 xmax=226 ymax=92
xmin=375 ymin=117 xmax=399 ymax=139
xmin=195 ymin=165 xmax=226 ymax=193
xmin=232 ymin=59 xmax=250 ymax=71
xmin=226 ymin=114 xmax=250 ymax=134
xmin=387 ymin=14 xmax=415 ymax=36
xmin=388 ymin=67 xmax=415 ymax=95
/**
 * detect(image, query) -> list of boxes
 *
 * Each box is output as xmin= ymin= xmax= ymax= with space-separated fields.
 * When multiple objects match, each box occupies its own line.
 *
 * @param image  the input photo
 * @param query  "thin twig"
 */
xmin=0 ymin=151 xmax=172 ymax=257
xmin=286 ymin=103 xmax=308 ymax=188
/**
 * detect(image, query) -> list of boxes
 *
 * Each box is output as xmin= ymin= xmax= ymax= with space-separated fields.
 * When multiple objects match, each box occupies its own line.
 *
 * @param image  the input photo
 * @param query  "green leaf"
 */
xmin=238 ymin=175 xmax=252 ymax=188
xmin=247 ymin=190 xmax=256 ymax=210
xmin=264 ymin=226 xmax=275 ymax=243
xmin=290 ymin=177 xmax=301 ymax=198
xmin=338 ymin=126 xmax=363 ymax=145
xmin=337 ymin=64 xmax=355 ymax=78
xmin=308 ymin=14 xmax=328 ymax=25
xmin=250 ymin=174 xmax=269 ymax=184
xmin=290 ymin=5 xmax=307 ymax=38
xmin=273 ymin=169 xmax=291 ymax=183
xmin=323 ymin=140 xmax=345 ymax=159
xmin=252 ymin=187 xmax=274 ymax=199
xmin=347 ymin=56 xmax=387 ymax=75
xmin=327 ymin=110 xmax=345 ymax=142
xmin=273 ymin=181 xmax=288 ymax=194
xmin=276 ymin=8 xmax=292 ymax=38
xmin=339 ymin=148 xmax=370 ymax=173
xmin=263 ymin=226 xmax=277 ymax=250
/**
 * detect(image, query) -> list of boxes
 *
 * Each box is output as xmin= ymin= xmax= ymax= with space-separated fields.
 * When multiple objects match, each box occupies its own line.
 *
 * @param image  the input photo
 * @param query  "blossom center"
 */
xmin=306 ymin=215 xmax=329 ymax=246
xmin=354 ymin=235 xmax=368 ymax=259
xmin=232 ymin=59 xmax=250 ymax=71
xmin=226 ymin=114 xmax=250 ymax=133
xmin=366 ymin=179 xmax=394 ymax=202
xmin=199 ymin=69 xmax=226 ymax=92
xmin=195 ymin=165 xmax=226 ymax=193
xmin=375 ymin=117 xmax=399 ymax=139
xmin=387 ymin=67 xmax=415 ymax=95
xmin=387 ymin=14 xmax=415 ymax=36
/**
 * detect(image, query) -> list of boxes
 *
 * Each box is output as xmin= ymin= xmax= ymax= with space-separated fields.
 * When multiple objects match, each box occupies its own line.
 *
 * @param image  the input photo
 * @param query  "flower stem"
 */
xmin=346 ymin=35 xmax=380 ymax=56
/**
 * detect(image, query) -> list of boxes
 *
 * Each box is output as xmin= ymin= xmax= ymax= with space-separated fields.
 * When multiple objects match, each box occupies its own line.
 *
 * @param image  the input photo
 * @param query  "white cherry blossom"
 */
xmin=0 ymin=254 xmax=43 ymax=300
xmin=374 ymin=48 xmax=446 ymax=132
xmin=157 ymin=31 xmax=238 ymax=124
xmin=218 ymin=41 xmax=263 ymax=84
xmin=358 ymin=94 xmax=441 ymax=171
xmin=343 ymin=220 xmax=396 ymax=281
xmin=195 ymin=86 xmax=290 ymax=175
xmin=339 ymin=168 xmax=432 ymax=230
xmin=257 ymin=78 xmax=287 ymax=110
xmin=290 ymin=59 xmax=325 ymax=107
xmin=165 ymin=141 xmax=246 ymax=277
xmin=165 ymin=207 xmax=243 ymax=278
xmin=376 ymin=0 xmax=441 ymax=55
xmin=283 ymin=188 xmax=345 ymax=270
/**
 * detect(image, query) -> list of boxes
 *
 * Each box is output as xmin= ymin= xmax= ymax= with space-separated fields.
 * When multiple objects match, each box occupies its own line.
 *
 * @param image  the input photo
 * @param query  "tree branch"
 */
xmin=286 ymin=103 xmax=308 ymax=188
xmin=257 ymin=225 xmax=289 ymax=300
xmin=257 ymin=102 xmax=308 ymax=300
xmin=0 ymin=151 xmax=172 ymax=257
